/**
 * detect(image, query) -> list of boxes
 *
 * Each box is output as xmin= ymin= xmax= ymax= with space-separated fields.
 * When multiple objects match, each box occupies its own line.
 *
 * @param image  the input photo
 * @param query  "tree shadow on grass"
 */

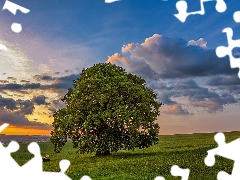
xmin=83 ymin=146 xmax=215 ymax=167
xmin=86 ymin=150 xmax=162 ymax=160
xmin=96 ymin=146 xmax=214 ymax=160
xmin=111 ymin=151 xmax=163 ymax=159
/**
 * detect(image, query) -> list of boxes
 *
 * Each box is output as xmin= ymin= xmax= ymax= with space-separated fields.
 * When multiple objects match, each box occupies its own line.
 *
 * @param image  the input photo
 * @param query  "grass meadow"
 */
xmin=11 ymin=131 xmax=240 ymax=180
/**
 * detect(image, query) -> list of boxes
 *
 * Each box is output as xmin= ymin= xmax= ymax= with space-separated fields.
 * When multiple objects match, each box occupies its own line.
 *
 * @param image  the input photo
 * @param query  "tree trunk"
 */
xmin=96 ymin=150 xmax=110 ymax=156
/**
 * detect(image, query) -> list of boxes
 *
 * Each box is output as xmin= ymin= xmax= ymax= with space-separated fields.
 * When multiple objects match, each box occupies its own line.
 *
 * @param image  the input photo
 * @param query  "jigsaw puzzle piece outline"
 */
xmin=205 ymin=132 xmax=240 ymax=163
xmin=171 ymin=165 xmax=190 ymax=180
xmin=21 ymin=142 xmax=43 ymax=175
xmin=174 ymin=0 xmax=227 ymax=23
xmin=215 ymin=28 xmax=240 ymax=78
xmin=0 ymin=123 xmax=9 ymax=132
xmin=0 ymin=44 xmax=7 ymax=51
xmin=0 ymin=123 xmax=93 ymax=179
xmin=154 ymin=165 xmax=190 ymax=180
xmin=233 ymin=11 xmax=240 ymax=23
xmin=2 ymin=0 xmax=30 ymax=33
xmin=2 ymin=0 xmax=30 ymax=15
xmin=105 ymin=0 xmax=120 ymax=3
xmin=0 ymin=141 xmax=22 ymax=179
xmin=205 ymin=132 xmax=240 ymax=179
xmin=0 ymin=123 xmax=20 ymax=174
xmin=154 ymin=176 xmax=165 ymax=180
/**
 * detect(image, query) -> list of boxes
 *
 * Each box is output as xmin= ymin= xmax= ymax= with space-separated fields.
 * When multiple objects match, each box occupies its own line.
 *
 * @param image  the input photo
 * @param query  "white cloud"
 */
xmin=187 ymin=38 xmax=207 ymax=49
xmin=106 ymin=34 xmax=239 ymax=114
xmin=106 ymin=53 xmax=129 ymax=64
xmin=107 ymin=34 xmax=234 ymax=79
xmin=0 ymin=39 xmax=33 ymax=80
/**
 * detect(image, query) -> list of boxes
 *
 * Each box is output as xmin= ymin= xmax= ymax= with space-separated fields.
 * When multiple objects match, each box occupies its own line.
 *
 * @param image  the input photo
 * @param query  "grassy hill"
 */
xmin=11 ymin=131 xmax=240 ymax=180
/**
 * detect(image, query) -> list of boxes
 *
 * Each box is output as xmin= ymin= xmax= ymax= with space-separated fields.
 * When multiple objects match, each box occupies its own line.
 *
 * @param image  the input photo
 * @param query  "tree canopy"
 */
xmin=50 ymin=63 xmax=162 ymax=156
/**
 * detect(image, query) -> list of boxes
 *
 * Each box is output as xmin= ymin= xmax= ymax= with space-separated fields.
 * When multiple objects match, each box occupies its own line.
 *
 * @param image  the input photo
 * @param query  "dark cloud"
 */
xmin=7 ymin=77 xmax=17 ymax=81
xmin=0 ymin=96 xmax=51 ymax=130
xmin=227 ymin=85 xmax=240 ymax=95
xmin=146 ymin=81 xmax=178 ymax=105
xmin=150 ymin=79 xmax=237 ymax=113
xmin=106 ymin=34 xmax=240 ymax=114
xmin=0 ymin=110 xmax=52 ymax=130
xmin=0 ymin=74 xmax=80 ymax=92
xmin=175 ymin=79 xmax=237 ymax=112
xmin=0 ymin=80 xmax=9 ymax=84
xmin=206 ymin=75 xmax=240 ymax=98
xmin=33 ymin=73 xmax=79 ymax=90
xmin=107 ymin=34 xmax=237 ymax=79
xmin=206 ymin=75 xmax=240 ymax=86
xmin=33 ymin=75 xmax=55 ymax=81
xmin=159 ymin=93 xmax=177 ymax=105
xmin=0 ymin=83 xmax=23 ymax=90
xmin=221 ymin=93 xmax=237 ymax=104
xmin=127 ymin=59 xmax=160 ymax=80
xmin=0 ymin=83 xmax=41 ymax=91
xmin=0 ymin=96 xmax=16 ymax=110
xmin=0 ymin=95 xmax=34 ymax=115
xmin=24 ymin=83 xmax=42 ymax=89
xmin=20 ymin=80 xmax=31 ymax=83
xmin=47 ymin=74 xmax=80 ymax=89
xmin=16 ymin=100 xmax=35 ymax=115
xmin=31 ymin=95 xmax=47 ymax=105
xmin=0 ymin=73 xmax=78 ymax=130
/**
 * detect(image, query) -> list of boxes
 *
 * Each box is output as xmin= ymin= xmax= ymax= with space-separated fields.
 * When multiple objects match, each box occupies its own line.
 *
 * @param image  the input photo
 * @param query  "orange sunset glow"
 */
xmin=0 ymin=126 xmax=51 ymax=136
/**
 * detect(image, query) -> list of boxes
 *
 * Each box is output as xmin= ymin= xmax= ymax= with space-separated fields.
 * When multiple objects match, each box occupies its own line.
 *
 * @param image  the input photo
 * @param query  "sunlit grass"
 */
xmin=11 ymin=131 xmax=239 ymax=180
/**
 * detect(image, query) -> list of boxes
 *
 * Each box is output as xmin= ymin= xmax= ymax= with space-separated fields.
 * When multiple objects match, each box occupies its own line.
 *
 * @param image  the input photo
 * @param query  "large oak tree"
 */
xmin=50 ymin=63 xmax=162 ymax=156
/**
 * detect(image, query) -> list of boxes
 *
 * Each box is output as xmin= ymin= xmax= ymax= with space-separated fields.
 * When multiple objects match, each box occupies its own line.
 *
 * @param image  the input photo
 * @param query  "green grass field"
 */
xmin=10 ymin=131 xmax=240 ymax=180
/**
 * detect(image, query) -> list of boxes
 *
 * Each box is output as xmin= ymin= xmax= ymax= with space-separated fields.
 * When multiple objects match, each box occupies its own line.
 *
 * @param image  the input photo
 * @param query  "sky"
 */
xmin=0 ymin=0 xmax=240 ymax=135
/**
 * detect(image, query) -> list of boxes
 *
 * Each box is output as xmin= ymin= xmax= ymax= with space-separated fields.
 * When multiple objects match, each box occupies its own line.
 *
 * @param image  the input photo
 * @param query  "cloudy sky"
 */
xmin=0 ymin=0 xmax=240 ymax=135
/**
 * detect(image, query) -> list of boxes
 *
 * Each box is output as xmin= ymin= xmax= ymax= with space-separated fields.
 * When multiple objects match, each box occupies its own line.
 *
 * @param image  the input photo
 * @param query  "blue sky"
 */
xmin=0 ymin=0 xmax=240 ymax=135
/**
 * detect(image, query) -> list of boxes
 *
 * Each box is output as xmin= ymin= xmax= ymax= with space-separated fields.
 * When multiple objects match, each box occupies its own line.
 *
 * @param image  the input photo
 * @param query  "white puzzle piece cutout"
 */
xmin=105 ymin=0 xmax=120 ymax=3
xmin=0 ymin=123 xmax=9 ymax=131
xmin=0 ymin=141 xmax=21 ymax=179
xmin=174 ymin=0 xmax=227 ymax=22
xmin=0 ymin=123 xmax=21 ymax=179
xmin=0 ymin=123 xmax=92 ymax=180
xmin=2 ymin=0 xmax=30 ymax=15
xmin=155 ymin=165 xmax=190 ymax=180
xmin=2 ymin=0 xmax=30 ymax=33
xmin=21 ymin=142 xmax=43 ymax=176
xmin=0 ymin=44 xmax=7 ymax=51
xmin=154 ymin=176 xmax=165 ymax=180
xmin=215 ymin=28 xmax=240 ymax=78
xmin=205 ymin=132 xmax=240 ymax=180
xmin=233 ymin=11 xmax=240 ymax=23
xmin=171 ymin=165 xmax=190 ymax=180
